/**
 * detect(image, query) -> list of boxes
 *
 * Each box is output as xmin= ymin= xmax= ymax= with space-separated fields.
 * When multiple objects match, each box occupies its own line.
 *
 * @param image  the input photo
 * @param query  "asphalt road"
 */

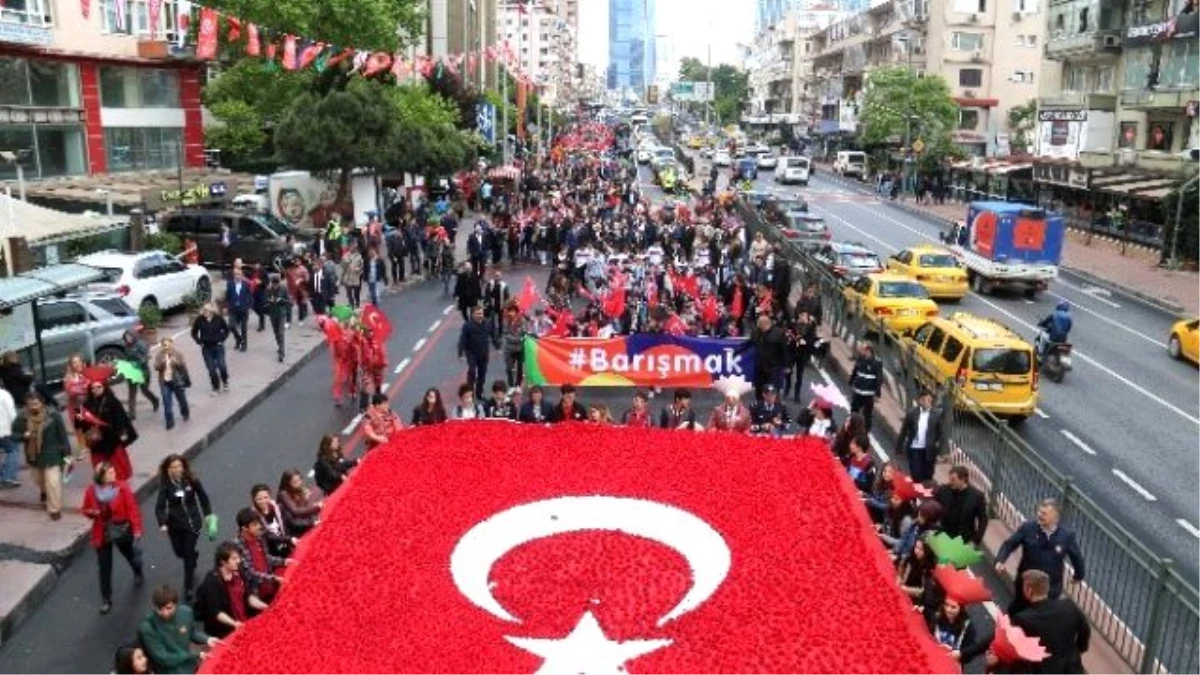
xmin=699 ymin=161 xmax=1199 ymax=585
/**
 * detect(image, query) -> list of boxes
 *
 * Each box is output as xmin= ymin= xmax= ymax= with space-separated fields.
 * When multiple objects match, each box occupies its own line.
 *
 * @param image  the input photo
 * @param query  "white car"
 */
xmin=78 ymin=250 xmax=212 ymax=313
xmin=636 ymin=144 xmax=658 ymax=164
xmin=756 ymin=152 xmax=778 ymax=169
xmin=775 ymin=156 xmax=811 ymax=185
xmin=713 ymin=150 xmax=732 ymax=167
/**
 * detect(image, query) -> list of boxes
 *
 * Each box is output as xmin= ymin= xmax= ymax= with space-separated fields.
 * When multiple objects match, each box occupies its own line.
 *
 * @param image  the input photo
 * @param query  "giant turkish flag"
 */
xmin=202 ymin=422 xmax=957 ymax=674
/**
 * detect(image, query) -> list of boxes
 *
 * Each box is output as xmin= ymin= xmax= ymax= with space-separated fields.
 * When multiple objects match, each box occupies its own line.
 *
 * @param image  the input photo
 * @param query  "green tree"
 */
xmin=1162 ymin=168 xmax=1199 ymax=265
xmin=1006 ymin=99 xmax=1038 ymax=155
xmin=203 ymin=100 xmax=267 ymax=166
xmin=859 ymin=67 xmax=959 ymax=158
xmin=677 ymin=57 xmax=748 ymax=126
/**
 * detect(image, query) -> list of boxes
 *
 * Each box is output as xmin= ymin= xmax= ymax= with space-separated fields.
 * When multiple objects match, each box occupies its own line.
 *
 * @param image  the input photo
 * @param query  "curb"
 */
xmin=0 ymin=335 xmax=327 ymax=646
xmin=812 ymin=166 xmax=1187 ymax=315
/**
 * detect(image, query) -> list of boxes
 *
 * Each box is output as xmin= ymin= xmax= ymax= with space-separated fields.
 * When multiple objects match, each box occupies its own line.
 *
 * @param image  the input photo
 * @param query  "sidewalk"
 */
xmin=812 ymin=161 xmax=1198 ymax=315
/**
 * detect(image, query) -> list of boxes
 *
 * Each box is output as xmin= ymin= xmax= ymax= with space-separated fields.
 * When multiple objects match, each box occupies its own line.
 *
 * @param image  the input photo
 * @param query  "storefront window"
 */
xmin=28 ymin=60 xmax=79 ymax=107
xmin=1158 ymin=40 xmax=1198 ymax=88
xmin=0 ymin=124 xmax=84 ymax=180
xmin=104 ymin=127 xmax=182 ymax=171
xmin=0 ymin=58 xmax=30 ymax=106
xmin=959 ymin=109 xmax=980 ymax=129
xmin=0 ymin=126 xmax=34 ymax=181
xmin=99 ymin=66 xmax=180 ymax=108
xmin=1122 ymin=46 xmax=1157 ymax=89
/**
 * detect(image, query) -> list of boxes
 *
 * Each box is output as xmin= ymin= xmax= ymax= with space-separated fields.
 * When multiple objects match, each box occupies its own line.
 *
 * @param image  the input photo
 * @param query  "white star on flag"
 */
xmin=505 ymin=611 xmax=671 ymax=674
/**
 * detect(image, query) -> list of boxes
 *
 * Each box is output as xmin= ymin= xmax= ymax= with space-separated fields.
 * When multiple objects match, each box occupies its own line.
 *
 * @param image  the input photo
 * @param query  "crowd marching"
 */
xmin=0 ymin=120 xmax=1089 ymax=675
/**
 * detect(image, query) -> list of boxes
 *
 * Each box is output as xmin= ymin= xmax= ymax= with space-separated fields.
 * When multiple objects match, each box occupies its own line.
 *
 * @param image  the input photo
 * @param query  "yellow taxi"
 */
xmin=905 ymin=312 xmax=1038 ymax=423
xmin=886 ymin=245 xmax=969 ymax=300
xmin=842 ymin=273 xmax=940 ymax=335
xmin=1169 ymin=318 xmax=1199 ymax=364
xmin=688 ymin=136 xmax=705 ymax=149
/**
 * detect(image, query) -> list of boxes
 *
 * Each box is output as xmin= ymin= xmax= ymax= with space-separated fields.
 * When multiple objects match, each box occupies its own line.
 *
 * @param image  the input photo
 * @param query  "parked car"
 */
xmin=34 ymin=293 xmax=139 ymax=383
xmin=160 ymin=208 xmax=309 ymax=270
xmin=779 ymin=212 xmax=830 ymax=249
xmin=77 ymin=250 xmax=212 ymax=313
xmin=811 ymin=241 xmax=886 ymax=280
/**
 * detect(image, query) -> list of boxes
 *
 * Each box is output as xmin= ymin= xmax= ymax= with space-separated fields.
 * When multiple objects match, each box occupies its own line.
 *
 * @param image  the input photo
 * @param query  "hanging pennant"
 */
xmin=226 ymin=16 xmax=242 ymax=42
xmin=175 ymin=0 xmax=191 ymax=48
xmin=390 ymin=53 xmax=407 ymax=80
xmin=281 ymin=35 xmax=298 ymax=70
xmin=147 ymin=0 xmax=162 ymax=39
xmin=313 ymin=49 xmax=331 ymax=73
xmin=349 ymin=50 xmax=370 ymax=74
xmin=195 ymin=7 xmax=219 ymax=60
xmin=298 ymin=41 xmax=324 ymax=70
xmin=417 ymin=55 xmax=435 ymax=78
xmin=363 ymin=52 xmax=392 ymax=77
xmin=80 ymin=0 xmax=91 ymax=19
xmin=246 ymin=23 xmax=260 ymax=56
xmin=327 ymin=47 xmax=354 ymax=68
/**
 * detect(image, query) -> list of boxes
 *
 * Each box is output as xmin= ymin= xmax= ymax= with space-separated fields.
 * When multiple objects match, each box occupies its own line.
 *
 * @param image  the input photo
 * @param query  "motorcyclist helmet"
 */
xmin=1056 ymin=300 xmax=1070 ymax=312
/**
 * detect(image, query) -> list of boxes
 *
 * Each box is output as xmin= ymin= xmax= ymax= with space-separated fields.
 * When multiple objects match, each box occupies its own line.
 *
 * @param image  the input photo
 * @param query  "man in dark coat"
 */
xmin=309 ymin=255 xmax=338 ymax=316
xmin=895 ymin=389 xmax=942 ymax=482
xmin=457 ymin=306 xmax=496 ymax=400
xmin=1008 ymin=570 xmax=1090 ymax=674
xmin=467 ymin=223 xmax=489 ymax=277
xmin=224 ymin=266 xmax=253 ymax=352
xmin=995 ymin=498 xmax=1086 ymax=614
xmin=849 ymin=341 xmax=883 ymax=431
xmin=453 ymin=263 xmax=482 ymax=322
xmin=933 ymin=465 xmax=988 ymax=544
xmin=750 ymin=314 xmax=787 ymax=400
xmin=550 ymin=384 xmax=587 ymax=422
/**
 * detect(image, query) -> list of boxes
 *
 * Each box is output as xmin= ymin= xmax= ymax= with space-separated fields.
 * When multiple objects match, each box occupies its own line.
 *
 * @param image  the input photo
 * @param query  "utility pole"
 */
xmin=901 ymin=31 xmax=915 ymax=195
xmin=705 ymin=40 xmax=713 ymax=127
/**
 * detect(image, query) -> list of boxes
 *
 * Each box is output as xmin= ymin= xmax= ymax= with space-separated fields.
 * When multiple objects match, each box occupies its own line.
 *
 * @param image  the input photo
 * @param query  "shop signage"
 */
xmin=1039 ymin=110 xmax=1087 ymax=122
xmin=0 ymin=22 xmax=52 ymax=46
xmin=1125 ymin=12 xmax=1200 ymax=45
xmin=142 ymin=182 xmax=225 ymax=210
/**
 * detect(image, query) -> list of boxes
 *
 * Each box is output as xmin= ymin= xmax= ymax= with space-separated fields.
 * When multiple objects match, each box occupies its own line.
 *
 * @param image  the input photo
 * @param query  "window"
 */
xmin=1053 ymin=13 xmax=1066 ymax=35
xmin=972 ymin=348 xmax=1031 ymax=374
xmin=104 ymin=127 xmax=182 ymax=171
xmin=959 ymin=109 xmax=981 ymax=129
xmin=943 ymin=337 xmax=965 ymax=363
xmin=952 ymin=32 xmax=984 ymax=51
xmin=0 ymin=0 xmax=52 ymax=26
xmin=99 ymin=66 xmax=180 ymax=108
xmin=1016 ymin=34 xmax=1038 ymax=46
xmin=35 ymin=126 xmax=86 ymax=177
xmin=27 ymin=59 xmax=79 ymax=107
xmin=1159 ymin=40 xmax=1199 ymax=88
xmin=926 ymin=327 xmax=947 ymax=354
xmin=959 ymin=68 xmax=983 ymax=86
xmin=38 ymin=302 xmax=88 ymax=330
xmin=1014 ymin=0 xmax=1038 ymax=12
xmin=100 ymin=0 xmax=178 ymax=36
xmin=0 ymin=58 xmax=31 ymax=106
xmin=1146 ymin=120 xmax=1174 ymax=151
xmin=1119 ymin=121 xmax=1138 ymax=148
xmin=1078 ymin=6 xmax=1089 ymax=31
xmin=1122 ymin=46 xmax=1158 ymax=89
xmin=1012 ymin=70 xmax=1034 ymax=83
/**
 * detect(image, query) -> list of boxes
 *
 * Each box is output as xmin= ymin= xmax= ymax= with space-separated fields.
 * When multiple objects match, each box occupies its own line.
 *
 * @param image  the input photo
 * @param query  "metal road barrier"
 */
xmin=734 ymin=199 xmax=1200 ymax=674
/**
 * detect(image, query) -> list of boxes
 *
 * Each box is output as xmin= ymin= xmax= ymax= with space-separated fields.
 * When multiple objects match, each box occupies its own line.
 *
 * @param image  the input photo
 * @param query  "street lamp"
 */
xmin=896 ymin=32 xmax=917 ymax=195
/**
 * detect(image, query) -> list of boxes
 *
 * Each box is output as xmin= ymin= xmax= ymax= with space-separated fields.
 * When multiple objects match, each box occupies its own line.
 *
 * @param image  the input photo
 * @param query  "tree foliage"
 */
xmin=1006 ymin=99 xmax=1038 ymax=155
xmin=1162 ymin=168 xmax=1199 ymax=264
xmin=859 ymin=67 xmax=959 ymax=158
xmin=200 ymin=0 xmax=423 ymax=52
xmin=676 ymin=57 xmax=748 ymax=125
xmin=204 ymin=100 xmax=266 ymax=164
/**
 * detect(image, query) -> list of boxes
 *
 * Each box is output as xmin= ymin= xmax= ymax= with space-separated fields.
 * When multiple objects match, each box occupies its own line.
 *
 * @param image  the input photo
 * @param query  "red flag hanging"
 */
xmin=516 ymin=79 xmax=528 ymax=141
xmin=360 ymin=304 xmax=393 ymax=344
xmin=298 ymin=42 xmax=324 ymax=70
xmin=195 ymin=7 xmax=219 ymax=60
xmin=281 ymin=35 xmax=298 ymax=70
xmin=245 ymin=23 xmax=260 ymax=56
xmin=226 ymin=16 xmax=241 ymax=42
xmin=147 ymin=0 xmax=162 ymax=38
xmin=390 ymin=53 xmax=407 ymax=80
xmin=80 ymin=0 xmax=91 ymax=19
xmin=265 ymin=40 xmax=278 ymax=61
xmin=363 ymin=52 xmax=393 ymax=77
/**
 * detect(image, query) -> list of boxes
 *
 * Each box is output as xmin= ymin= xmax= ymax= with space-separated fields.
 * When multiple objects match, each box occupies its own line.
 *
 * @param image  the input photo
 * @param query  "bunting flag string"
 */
xmin=179 ymin=1 xmax=537 ymax=88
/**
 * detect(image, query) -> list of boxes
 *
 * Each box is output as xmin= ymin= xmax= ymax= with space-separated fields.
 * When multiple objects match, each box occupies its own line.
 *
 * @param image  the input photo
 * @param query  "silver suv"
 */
xmin=34 ymin=293 xmax=140 ymax=383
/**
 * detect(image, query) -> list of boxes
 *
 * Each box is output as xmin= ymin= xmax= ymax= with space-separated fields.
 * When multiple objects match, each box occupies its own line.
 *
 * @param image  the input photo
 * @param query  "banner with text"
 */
xmin=524 ymin=335 xmax=754 ymax=387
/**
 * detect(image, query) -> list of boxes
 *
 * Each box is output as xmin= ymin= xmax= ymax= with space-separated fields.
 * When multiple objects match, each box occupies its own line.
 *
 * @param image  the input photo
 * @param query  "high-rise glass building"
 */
xmin=607 ymin=0 xmax=657 ymax=93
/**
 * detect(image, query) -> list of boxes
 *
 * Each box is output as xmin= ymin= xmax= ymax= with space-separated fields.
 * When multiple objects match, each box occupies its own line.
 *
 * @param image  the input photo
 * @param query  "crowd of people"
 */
xmin=0 ymin=118 xmax=1093 ymax=674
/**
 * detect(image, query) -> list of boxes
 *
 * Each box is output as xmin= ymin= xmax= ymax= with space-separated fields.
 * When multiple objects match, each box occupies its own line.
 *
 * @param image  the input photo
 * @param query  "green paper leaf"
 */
xmin=330 ymin=304 xmax=355 ymax=322
xmin=927 ymin=532 xmax=985 ymax=569
xmin=113 ymin=360 xmax=146 ymax=385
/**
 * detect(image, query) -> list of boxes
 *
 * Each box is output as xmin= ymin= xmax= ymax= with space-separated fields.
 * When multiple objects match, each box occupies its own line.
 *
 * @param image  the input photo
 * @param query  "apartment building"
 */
xmin=0 ymin=0 xmax=208 ymax=181
xmin=1032 ymin=0 xmax=1197 ymax=240
xmin=499 ymin=0 xmax=577 ymax=106
xmin=423 ymin=0 xmax=501 ymax=92
xmin=806 ymin=0 xmax=1056 ymax=157
xmin=745 ymin=6 xmax=848 ymax=134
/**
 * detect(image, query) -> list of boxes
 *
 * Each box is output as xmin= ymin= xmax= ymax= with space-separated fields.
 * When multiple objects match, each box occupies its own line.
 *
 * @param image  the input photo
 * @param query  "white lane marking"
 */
xmin=393 ymin=357 xmax=412 ymax=374
xmin=1034 ymin=407 xmax=1050 ymax=419
xmin=1112 ymin=469 xmax=1157 ymax=501
xmin=1059 ymin=429 xmax=1098 ymax=456
xmin=1049 ymin=291 xmax=1164 ymax=348
xmin=813 ymin=206 xmax=1200 ymax=426
xmin=413 ymin=338 xmax=427 ymax=352
xmin=816 ymin=366 xmax=889 ymax=462
xmin=429 ymin=319 xmax=442 ymax=333
xmin=1176 ymin=518 xmax=1200 ymax=539
xmin=1055 ymin=280 xmax=1122 ymax=309
xmin=443 ymin=305 xmax=454 ymax=315
xmin=341 ymin=413 xmax=363 ymax=436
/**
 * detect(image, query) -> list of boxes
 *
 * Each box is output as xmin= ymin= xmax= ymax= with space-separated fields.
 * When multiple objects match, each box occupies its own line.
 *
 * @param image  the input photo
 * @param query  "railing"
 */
xmin=734 ymin=198 xmax=1200 ymax=674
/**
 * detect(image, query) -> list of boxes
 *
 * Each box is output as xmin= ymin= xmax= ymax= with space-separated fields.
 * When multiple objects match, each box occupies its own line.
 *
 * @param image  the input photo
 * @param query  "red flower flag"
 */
xmin=360 ymin=303 xmax=392 ymax=343
xmin=225 ymin=16 xmax=241 ymax=42
xmin=931 ymin=564 xmax=992 ymax=605
xmin=194 ymin=7 xmax=219 ymax=60
xmin=281 ymin=35 xmax=298 ymax=70
xmin=891 ymin=469 xmax=933 ymax=502
xmin=517 ymin=276 xmax=539 ymax=314
xmin=245 ymin=23 xmax=260 ymax=56
xmin=147 ymin=0 xmax=162 ymax=38
xmin=200 ymin=425 xmax=958 ymax=674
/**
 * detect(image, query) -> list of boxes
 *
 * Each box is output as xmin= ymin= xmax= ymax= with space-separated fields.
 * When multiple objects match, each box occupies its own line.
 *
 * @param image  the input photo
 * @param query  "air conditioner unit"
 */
xmin=971 ymin=51 xmax=985 ymax=62
xmin=1101 ymin=34 xmax=1121 ymax=47
xmin=963 ymin=89 xmax=977 ymax=97
xmin=968 ymin=12 xmax=980 ymax=21
xmin=1013 ymin=11 xmax=1023 ymax=20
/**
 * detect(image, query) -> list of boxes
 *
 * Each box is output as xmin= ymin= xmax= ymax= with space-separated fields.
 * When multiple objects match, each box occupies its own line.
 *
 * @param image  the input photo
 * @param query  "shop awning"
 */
xmin=987 ymin=162 xmax=1033 ymax=175
xmin=0 ymin=263 xmax=106 ymax=310
xmin=955 ymin=97 xmax=1000 ymax=107
xmin=1099 ymin=177 xmax=1177 ymax=198
xmin=0 ymin=194 xmax=127 ymax=246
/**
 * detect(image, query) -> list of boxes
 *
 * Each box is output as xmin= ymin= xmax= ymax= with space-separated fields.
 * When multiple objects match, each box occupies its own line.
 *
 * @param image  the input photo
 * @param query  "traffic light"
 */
xmin=647 ymin=85 xmax=659 ymax=104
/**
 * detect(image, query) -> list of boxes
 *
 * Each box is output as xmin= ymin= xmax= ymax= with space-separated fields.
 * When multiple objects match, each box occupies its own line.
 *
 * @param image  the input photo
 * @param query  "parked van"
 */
xmin=905 ymin=312 xmax=1038 ymax=424
xmin=834 ymin=151 xmax=867 ymax=179
xmin=775 ymin=156 xmax=811 ymax=185
xmin=161 ymin=209 xmax=308 ymax=269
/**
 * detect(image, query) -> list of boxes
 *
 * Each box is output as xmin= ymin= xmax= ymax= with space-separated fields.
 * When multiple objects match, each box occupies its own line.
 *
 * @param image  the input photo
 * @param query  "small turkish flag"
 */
xmin=194 ymin=7 xmax=218 ymax=60
xmin=200 ymin=424 xmax=957 ymax=674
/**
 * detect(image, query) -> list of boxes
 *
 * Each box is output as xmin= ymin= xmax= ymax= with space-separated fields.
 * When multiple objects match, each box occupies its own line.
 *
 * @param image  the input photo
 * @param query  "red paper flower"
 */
xmin=932 ymin=564 xmax=992 ymax=605
xmin=990 ymin=613 xmax=1049 ymax=664
xmin=201 ymin=424 xmax=959 ymax=674
xmin=892 ymin=470 xmax=933 ymax=502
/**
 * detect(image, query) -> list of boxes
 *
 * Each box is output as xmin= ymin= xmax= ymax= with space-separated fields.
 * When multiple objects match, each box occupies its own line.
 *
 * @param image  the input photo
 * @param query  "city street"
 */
xmin=690 ymin=160 xmax=1200 ymax=583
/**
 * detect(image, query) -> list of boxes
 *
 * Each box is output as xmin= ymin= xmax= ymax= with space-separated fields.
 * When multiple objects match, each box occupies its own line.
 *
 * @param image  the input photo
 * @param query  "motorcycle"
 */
xmin=1035 ymin=330 xmax=1073 ymax=383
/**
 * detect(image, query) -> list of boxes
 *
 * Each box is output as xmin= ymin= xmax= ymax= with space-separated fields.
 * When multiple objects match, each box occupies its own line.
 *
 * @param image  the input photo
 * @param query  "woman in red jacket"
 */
xmin=82 ymin=461 xmax=145 ymax=615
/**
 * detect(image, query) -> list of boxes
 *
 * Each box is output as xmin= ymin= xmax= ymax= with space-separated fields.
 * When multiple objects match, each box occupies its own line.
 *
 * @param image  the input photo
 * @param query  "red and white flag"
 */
xmin=147 ymin=0 xmax=162 ymax=39
xmin=113 ymin=0 xmax=127 ymax=31
xmin=199 ymin=424 xmax=958 ymax=674
xmin=194 ymin=7 xmax=218 ymax=60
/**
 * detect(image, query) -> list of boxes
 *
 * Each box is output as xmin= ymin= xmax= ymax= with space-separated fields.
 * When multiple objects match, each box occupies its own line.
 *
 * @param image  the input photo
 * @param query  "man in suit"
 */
xmin=482 ymin=269 xmax=510 ymax=340
xmin=309 ymin=254 xmax=339 ymax=316
xmin=933 ymin=465 xmax=988 ymax=545
xmin=995 ymin=498 xmax=1086 ymax=615
xmin=895 ymin=389 xmax=942 ymax=482
xmin=1004 ymin=570 xmax=1090 ymax=674
xmin=457 ymin=306 xmax=496 ymax=400
xmin=468 ymin=223 xmax=488 ymax=278
xmin=224 ymin=266 xmax=253 ymax=352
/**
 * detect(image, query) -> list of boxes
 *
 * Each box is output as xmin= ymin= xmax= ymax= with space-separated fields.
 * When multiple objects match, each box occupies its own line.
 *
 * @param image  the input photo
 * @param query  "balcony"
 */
xmin=1120 ymin=88 xmax=1199 ymax=109
xmin=1045 ymin=30 xmax=1123 ymax=60
xmin=1039 ymin=92 xmax=1118 ymax=109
